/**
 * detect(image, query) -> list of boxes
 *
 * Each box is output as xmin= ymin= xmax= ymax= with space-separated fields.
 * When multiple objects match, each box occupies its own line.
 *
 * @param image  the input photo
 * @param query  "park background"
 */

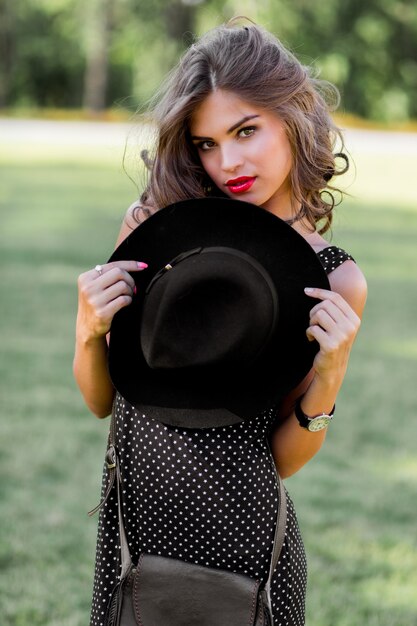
xmin=1 ymin=0 xmax=417 ymax=624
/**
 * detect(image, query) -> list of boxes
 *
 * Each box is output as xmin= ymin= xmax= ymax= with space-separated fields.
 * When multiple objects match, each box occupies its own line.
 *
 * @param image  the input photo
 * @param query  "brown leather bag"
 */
xmin=90 ymin=417 xmax=286 ymax=626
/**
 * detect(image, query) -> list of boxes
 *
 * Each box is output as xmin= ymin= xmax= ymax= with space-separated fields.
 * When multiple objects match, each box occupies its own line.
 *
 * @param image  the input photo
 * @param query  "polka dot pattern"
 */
xmin=89 ymin=246 xmax=354 ymax=626
xmin=89 ymin=397 xmax=306 ymax=625
xmin=317 ymin=246 xmax=354 ymax=273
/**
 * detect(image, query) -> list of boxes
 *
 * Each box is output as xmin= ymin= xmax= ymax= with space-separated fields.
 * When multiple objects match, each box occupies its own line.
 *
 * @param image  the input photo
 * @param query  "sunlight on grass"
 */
xmin=0 ymin=142 xmax=124 ymax=164
xmin=305 ymin=528 xmax=417 ymax=625
xmin=357 ymin=540 xmax=417 ymax=612
xmin=323 ymin=530 xmax=417 ymax=592
xmin=368 ymin=455 xmax=417 ymax=484
xmin=342 ymin=153 xmax=417 ymax=211
xmin=379 ymin=338 xmax=417 ymax=360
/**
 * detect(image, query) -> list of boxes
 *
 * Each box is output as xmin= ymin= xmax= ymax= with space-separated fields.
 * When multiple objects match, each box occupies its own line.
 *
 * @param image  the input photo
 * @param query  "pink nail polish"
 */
xmin=133 ymin=285 xmax=137 ymax=295
xmin=137 ymin=262 xmax=148 ymax=269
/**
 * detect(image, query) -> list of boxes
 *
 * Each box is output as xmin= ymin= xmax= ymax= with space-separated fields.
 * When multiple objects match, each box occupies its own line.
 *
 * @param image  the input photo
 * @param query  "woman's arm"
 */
xmin=73 ymin=203 xmax=147 ymax=418
xmin=270 ymin=260 xmax=367 ymax=478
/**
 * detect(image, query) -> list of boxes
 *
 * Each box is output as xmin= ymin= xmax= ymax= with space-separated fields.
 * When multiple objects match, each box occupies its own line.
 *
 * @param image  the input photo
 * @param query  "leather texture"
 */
xmin=105 ymin=554 xmax=271 ymax=626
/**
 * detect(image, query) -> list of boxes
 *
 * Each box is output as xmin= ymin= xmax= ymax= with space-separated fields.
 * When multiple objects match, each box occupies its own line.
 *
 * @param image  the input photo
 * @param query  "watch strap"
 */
xmin=294 ymin=397 xmax=335 ymax=429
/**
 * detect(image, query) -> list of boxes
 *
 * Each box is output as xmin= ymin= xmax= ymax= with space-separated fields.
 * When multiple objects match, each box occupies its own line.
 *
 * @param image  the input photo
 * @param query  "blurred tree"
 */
xmin=83 ymin=0 xmax=115 ymax=112
xmin=0 ymin=0 xmax=15 ymax=107
xmin=1 ymin=0 xmax=84 ymax=108
xmin=1 ymin=0 xmax=416 ymax=121
xmin=126 ymin=0 xmax=202 ymax=106
xmin=266 ymin=0 xmax=417 ymax=121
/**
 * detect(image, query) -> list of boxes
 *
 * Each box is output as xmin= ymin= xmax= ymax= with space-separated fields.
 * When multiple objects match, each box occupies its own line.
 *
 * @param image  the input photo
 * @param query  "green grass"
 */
xmin=1 ymin=130 xmax=416 ymax=625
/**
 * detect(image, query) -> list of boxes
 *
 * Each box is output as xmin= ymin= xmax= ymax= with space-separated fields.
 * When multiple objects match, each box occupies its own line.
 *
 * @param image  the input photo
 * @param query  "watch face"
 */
xmin=307 ymin=416 xmax=332 ymax=432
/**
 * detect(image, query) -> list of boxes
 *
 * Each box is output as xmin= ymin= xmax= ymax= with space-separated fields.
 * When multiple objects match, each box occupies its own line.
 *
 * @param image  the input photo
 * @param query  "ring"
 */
xmin=94 ymin=264 xmax=103 ymax=276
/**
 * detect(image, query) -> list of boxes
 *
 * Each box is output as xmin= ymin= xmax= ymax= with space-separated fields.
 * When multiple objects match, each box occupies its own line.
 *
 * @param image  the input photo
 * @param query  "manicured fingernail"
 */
xmin=137 ymin=262 xmax=148 ymax=269
xmin=304 ymin=287 xmax=314 ymax=293
xmin=133 ymin=285 xmax=137 ymax=295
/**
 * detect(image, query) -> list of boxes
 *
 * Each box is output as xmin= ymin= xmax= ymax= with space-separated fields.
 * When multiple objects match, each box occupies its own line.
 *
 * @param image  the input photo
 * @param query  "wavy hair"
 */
xmin=138 ymin=20 xmax=348 ymax=234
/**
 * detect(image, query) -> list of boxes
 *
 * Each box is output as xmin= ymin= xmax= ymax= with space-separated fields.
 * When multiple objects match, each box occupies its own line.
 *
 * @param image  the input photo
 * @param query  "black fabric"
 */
xmin=89 ymin=396 xmax=308 ymax=626
xmin=140 ymin=247 xmax=278 ymax=371
xmin=108 ymin=198 xmax=330 ymax=428
xmin=99 ymin=401 xmax=285 ymax=626
xmin=94 ymin=402 xmax=285 ymax=626
xmin=317 ymin=246 xmax=355 ymax=274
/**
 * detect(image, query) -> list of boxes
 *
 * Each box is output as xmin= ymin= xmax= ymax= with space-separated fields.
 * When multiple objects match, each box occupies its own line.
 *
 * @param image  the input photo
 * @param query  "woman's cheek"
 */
xmin=202 ymin=156 xmax=221 ymax=185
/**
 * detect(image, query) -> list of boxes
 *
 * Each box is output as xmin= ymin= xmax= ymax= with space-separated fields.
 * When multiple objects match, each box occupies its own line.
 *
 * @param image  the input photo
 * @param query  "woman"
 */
xmin=74 ymin=21 xmax=367 ymax=625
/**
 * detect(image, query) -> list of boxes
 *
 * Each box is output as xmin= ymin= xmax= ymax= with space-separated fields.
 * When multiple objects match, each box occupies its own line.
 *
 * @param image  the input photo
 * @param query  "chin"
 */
xmin=226 ymin=192 xmax=259 ymax=204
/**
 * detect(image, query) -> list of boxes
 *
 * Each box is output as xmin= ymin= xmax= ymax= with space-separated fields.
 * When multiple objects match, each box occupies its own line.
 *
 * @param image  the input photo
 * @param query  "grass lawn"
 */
xmin=0 ymin=126 xmax=416 ymax=625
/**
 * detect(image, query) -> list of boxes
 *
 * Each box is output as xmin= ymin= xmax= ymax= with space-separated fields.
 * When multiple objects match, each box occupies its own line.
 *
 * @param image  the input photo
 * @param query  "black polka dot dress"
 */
xmin=89 ymin=246 xmax=354 ymax=626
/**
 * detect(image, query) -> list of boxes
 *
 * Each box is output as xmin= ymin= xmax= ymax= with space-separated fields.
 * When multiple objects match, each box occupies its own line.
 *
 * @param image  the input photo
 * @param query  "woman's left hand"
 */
xmin=304 ymin=287 xmax=361 ymax=382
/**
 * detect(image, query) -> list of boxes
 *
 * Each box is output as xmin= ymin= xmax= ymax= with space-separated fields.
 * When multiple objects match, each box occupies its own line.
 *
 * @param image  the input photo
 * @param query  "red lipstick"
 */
xmin=225 ymin=176 xmax=256 ymax=194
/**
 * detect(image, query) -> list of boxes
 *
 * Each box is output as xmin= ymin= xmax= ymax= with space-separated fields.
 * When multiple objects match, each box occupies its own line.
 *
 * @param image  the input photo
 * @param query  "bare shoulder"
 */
xmin=328 ymin=259 xmax=368 ymax=318
xmin=115 ymin=200 xmax=153 ymax=247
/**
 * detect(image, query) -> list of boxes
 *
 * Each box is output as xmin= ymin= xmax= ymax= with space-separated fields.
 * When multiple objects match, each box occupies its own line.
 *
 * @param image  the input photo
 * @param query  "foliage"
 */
xmin=266 ymin=0 xmax=417 ymax=122
xmin=1 ymin=0 xmax=416 ymax=120
xmin=0 ymin=0 xmax=85 ymax=107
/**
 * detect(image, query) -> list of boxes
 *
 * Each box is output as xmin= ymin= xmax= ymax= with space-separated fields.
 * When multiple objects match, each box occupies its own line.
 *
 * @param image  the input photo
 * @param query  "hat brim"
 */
xmin=108 ymin=198 xmax=330 ymax=428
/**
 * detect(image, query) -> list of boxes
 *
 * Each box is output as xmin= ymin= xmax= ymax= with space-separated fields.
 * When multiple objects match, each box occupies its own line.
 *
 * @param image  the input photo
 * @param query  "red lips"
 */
xmin=225 ymin=176 xmax=256 ymax=194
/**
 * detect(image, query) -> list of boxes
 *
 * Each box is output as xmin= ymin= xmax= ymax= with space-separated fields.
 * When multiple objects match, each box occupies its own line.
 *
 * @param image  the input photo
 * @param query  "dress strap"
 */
xmin=317 ymin=246 xmax=355 ymax=275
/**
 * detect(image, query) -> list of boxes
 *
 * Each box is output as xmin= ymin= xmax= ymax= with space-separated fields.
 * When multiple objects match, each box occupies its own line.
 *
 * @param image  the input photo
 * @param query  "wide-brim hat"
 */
xmin=108 ymin=198 xmax=329 ymax=429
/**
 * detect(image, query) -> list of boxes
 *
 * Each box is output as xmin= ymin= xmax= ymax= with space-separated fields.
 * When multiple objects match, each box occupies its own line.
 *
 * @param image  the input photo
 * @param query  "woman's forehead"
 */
xmin=190 ymin=90 xmax=262 ymax=135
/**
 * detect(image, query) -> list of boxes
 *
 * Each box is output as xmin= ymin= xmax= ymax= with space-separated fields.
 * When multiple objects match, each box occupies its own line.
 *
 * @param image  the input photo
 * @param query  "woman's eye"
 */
xmin=197 ymin=140 xmax=216 ymax=151
xmin=238 ymin=126 xmax=256 ymax=138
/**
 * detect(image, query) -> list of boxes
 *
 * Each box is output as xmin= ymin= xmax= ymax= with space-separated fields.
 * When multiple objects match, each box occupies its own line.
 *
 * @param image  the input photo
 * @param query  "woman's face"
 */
xmin=190 ymin=89 xmax=296 ymax=218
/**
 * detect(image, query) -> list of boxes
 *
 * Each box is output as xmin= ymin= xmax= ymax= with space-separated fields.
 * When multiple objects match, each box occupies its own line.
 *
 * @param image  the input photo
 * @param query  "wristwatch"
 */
xmin=294 ymin=397 xmax=335 ymax=432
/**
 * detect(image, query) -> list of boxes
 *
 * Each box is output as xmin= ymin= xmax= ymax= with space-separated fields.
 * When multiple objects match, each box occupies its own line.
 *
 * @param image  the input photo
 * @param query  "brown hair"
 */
xmin=138 ymin=20 xmax=348 ymax=234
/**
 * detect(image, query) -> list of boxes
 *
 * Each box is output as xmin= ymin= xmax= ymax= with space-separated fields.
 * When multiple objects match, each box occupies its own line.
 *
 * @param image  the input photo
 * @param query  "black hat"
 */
xmin=108 ymin=198 xmax=329 ymax=429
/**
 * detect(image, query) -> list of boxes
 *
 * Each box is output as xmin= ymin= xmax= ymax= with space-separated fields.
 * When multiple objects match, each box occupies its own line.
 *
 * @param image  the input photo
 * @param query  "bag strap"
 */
xmin=264 ymin=439 xmax=287 ymax=604
xmin=115 ymin=450 xmax=134 ymax=578
xmin=87 ymin=396 xmax=118 ymax=517
xmin=88 ymin=403 xmax=133 ymax=578
xmin=91 ymin=406 xmax=287 ymax=588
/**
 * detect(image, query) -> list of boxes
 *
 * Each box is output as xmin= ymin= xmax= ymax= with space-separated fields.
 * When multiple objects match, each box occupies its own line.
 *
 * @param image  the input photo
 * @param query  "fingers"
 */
xmin=80 ymin=261 xmax=148 ymax=291
xmin=305 ymin=287 xmax=360 ymax=327
xmin=76 ymin=261 xmax=148 ymax=340
xmin=309 ymin=307 xmax=339 ymax=334
xmin=305 ymin=287 xmax=359 ymax=321
xmin=304 ymin=286 xmax=361 ymax=355
xmin=83 ymin=262 xmax=148 ymax=305
xmin=97 ymin=267 xmax=137 ymax=292
xmin=91 ymin=260 xmax=148 ymax=278
xmin=99 ymin=294 xmax=134 ymax=321
xmin=94 ymin=279 xmax=135 ymax=307
xmin=306 ymin=323 xmax=331 ymax=345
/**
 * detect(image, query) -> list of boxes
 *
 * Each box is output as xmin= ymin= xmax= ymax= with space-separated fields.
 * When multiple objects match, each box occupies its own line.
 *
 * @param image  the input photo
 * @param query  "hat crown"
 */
xmin=140 ymin=246 xmax=279 ymax=371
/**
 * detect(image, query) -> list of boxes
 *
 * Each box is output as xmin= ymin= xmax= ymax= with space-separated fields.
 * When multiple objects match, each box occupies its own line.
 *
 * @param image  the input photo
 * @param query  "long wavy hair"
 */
xmin=137 ymin=20 xmax=348 ymax=234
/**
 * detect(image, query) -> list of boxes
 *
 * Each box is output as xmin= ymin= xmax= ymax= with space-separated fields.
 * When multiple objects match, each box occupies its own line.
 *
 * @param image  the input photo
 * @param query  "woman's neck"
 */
xmin=292 ymin=218 xmax=328 ymax=251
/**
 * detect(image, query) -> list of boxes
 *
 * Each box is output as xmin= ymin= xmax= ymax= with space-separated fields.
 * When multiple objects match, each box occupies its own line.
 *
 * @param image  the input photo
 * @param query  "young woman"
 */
xmin=74 ymin=21 xmax=367 ymax=626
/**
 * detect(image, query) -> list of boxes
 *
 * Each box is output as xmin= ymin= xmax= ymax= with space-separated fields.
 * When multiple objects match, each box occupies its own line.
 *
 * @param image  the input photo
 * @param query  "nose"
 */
xmin=220 ymin=143 xmax=243 ymax=173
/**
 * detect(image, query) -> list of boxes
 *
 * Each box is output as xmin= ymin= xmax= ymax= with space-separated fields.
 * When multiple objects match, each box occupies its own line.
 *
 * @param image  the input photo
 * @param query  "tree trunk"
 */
xmin=82 ymin=0 xmax=114 ymax=113
xmin=0 ymin=0 xmax=15 ymax=108
xmin=164 ymin=1 xmax=196 ymax=43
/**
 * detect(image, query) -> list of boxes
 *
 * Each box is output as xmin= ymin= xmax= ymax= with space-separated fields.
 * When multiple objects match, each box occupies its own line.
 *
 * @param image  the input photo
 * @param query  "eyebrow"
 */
xmin=191 ymin=114 xmax=260 ymax=141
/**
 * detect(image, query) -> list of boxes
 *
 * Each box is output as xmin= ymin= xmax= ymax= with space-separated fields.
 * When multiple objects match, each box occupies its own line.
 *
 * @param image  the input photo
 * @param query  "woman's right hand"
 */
xmin=76 ymin=261 xmax=148 ymax=341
